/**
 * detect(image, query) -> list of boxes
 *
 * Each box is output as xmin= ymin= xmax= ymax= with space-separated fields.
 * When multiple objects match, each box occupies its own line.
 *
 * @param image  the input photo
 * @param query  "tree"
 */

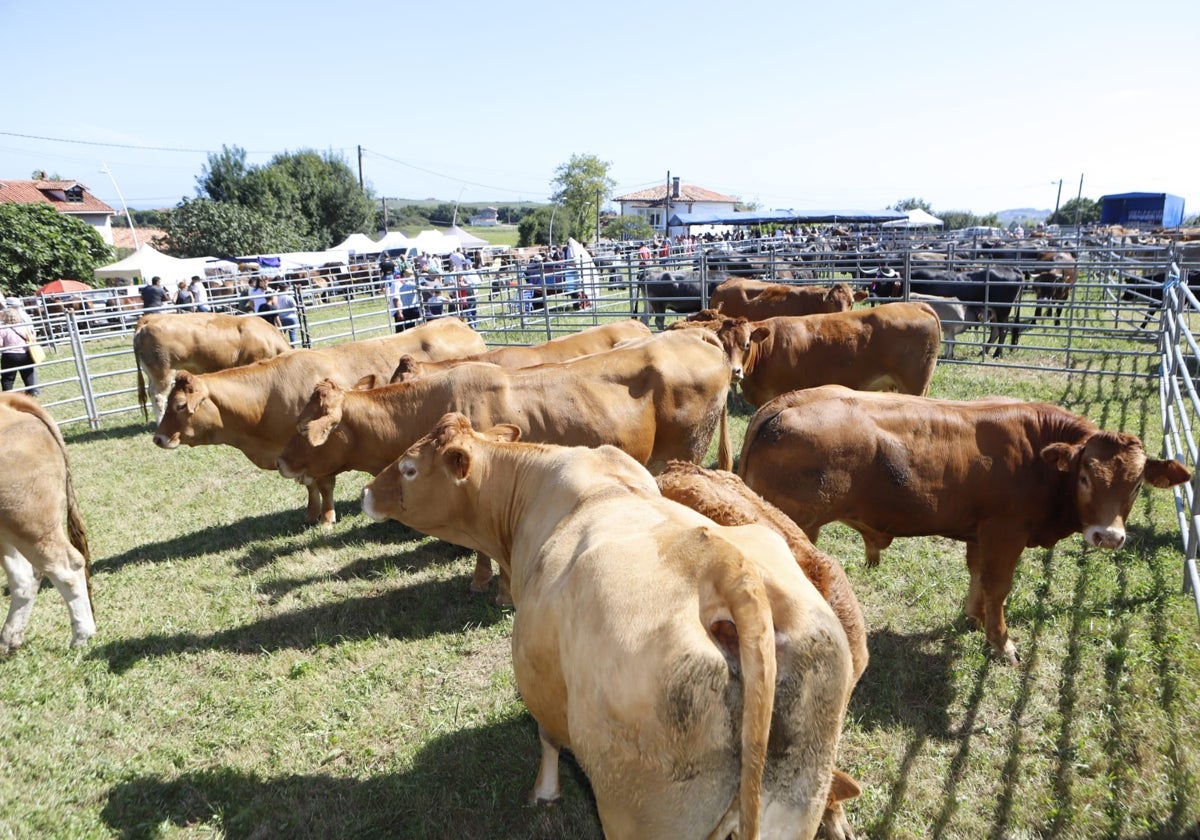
xmin=192 ymin=145 xmax=376 ymax=249
xmin=0 ymin=204 xmax=112 ymax=296
xmin=517 ymin=207 xmax=554 ymax=247
xmin=158 ymin=198 xmax=317 ymax=258
xmin=1047 ymin=197 xmax=1100 ymax=227
xmin=891 ymin=197 xmax=933 ymax=212
xmin=549 ymin=154 xmax=616 ymax=245
xmin=603 ymin=215 xmax=655 ymax=242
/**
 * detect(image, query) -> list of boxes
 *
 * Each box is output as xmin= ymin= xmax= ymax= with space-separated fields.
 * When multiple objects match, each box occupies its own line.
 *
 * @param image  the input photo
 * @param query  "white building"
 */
xmin=0 ymin=178 xmax=117 ymax=245
xmin=614 ymin=182 xmax=740 ymax=238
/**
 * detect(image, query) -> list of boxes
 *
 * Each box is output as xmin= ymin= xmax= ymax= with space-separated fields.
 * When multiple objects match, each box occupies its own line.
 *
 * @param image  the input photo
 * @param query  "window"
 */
xmin=64 ymin=186 xmax=85 ymax=203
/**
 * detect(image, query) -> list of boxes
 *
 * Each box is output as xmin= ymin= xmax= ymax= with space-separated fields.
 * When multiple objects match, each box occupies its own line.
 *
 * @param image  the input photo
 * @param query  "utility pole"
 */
xmin=664 ymin=170 xmax=671 ymax=239
xmin=1073 ymin=173 xmax=1085 ymax=229
xmin=1052 ymin=179 xmax=1063 ymax=222
xmin=357 ymin=145 xmax=364 ymax=191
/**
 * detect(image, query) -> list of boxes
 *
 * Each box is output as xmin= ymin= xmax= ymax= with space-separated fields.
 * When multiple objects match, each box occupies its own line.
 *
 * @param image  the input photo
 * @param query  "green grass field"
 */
xmin=2 ymin=311 xmax=1199 ymax=838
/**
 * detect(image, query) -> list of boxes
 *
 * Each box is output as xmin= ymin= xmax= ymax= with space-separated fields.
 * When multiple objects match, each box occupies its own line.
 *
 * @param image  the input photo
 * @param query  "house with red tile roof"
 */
xmin=614 ymin=182 xmax=740 ymax=237
xmin=0 ymin=179 xmax=117 ymax=245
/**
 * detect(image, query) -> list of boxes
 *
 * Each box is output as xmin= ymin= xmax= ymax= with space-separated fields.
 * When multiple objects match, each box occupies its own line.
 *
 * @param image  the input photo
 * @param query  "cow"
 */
xmin=869 ymin=267 xmax=1025 ymax=356
xmin=276 ymin=329 xmax=733 ymax=597
xmin=738 ymin=385 xmax=1192 ymax=664
xmin=675 ymin=302 xmax=940 ymax=407
xmin=133 ymin=312 xmax=295 ymax=424
xmin=1026 ymin=251 xmax=1078 ymax=329
xmin=655 ymin=461 xmax=866 ymax=840
xmin=389 ymin=319 xmax=651 ymax=381
xmin=635 ymin=269 xmax=724 ymax=330
xmin=0 ymin=393 xmax=95 ymax=653
xmin=908 ymin=292 xmax=978 ymax=359
xmin=709 ymin=277 xmax=868 ymax=321
xmin=360 ymin=413 xmax=854 ymax=839
xmin=1121 ymin=268 xmax=1198 ymax=330
xmin=151 ymin=318 xmax=486 ymax=526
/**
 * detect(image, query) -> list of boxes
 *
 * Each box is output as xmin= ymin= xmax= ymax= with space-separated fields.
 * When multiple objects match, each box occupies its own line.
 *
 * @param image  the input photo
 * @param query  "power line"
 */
xmin=360 ymin=147 xmax=549 ymax=198
xmin=0 ymin=130 xmax=315 ymax=157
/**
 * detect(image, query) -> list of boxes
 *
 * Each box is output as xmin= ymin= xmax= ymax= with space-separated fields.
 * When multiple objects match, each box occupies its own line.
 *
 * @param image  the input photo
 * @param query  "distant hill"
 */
xmin=996 ymin=208 xmax=1050 ymax=224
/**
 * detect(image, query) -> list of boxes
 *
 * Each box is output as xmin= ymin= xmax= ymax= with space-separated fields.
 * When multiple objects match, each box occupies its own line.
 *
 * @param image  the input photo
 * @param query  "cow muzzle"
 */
xmin=360 ymin=487 xmax=388 ymax=522
xmin=153 ymin=433 xmax=179 ymax=450
xmin=1084 ymin=524 xmax=1126 ymax=550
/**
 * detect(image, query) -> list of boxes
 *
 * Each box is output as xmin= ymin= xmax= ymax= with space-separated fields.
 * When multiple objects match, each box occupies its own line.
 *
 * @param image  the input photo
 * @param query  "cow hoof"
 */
xmin=494 ymin=592 xmax=514 ymax=608
xmin=528 ymin=792 xmax=560 ymax=807
xmin=468 ymin=576 xmax=494 ymax=594
xmin=70 ymin=633 xmax=93 ymax=649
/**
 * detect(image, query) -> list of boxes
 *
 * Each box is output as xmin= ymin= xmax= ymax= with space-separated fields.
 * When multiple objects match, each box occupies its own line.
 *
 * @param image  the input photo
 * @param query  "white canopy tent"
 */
xmin=411 ymin=229 xmax=459 ymax=255
xmin=882 ymin=208 xmax=944 ymax=228
xmin=373 ymin=231 xmax=412 ymax=254
xmin=447 ymin=224 xmax=489 ymax=249
xmin=329 ymin=232 xmax=380 ymax=255
xmin=94 ymin=243 xmax=223 ymax=285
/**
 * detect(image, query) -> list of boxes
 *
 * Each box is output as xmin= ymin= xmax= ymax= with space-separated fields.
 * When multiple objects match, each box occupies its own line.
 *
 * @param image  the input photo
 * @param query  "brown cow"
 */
xmin=678 ymin=301 xmax=941 ymax=407
xmin=361 ymin=414 xmax=854 ymax=839
xmin=0 ymin=393 xmax=95 ymax=653
xmin=390 ymin=319 xmax=651 ymax=381
xmin=710 ymin=277 xmax=867 ymax=320
xmin=151 ymin=318 xmax=485 ymax=525
xmin=276 ymin=329 xmax=732 ymax=595
xmin=1029 ymin=250 xmax=1078 ymax=328
xmin=134 ymin=312 xmax=295 ymax=423
xmin=656 ymin=461 xmax=866 ymax=840
xmin=739 ymin=385 xmax=1192 ymax=664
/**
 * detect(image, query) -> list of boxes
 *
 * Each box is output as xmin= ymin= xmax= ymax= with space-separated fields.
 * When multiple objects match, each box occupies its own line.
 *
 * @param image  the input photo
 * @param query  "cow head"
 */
xmin=276 ymin=379 xmax=348 ymax=482
xmin=389 ymin=354 xmax=426 ymax=383
xmin=827 ymin=282 xmax=869 ymax=311
xmin=361 ymin=412 xmax=520 ymax=542
xmin=715 ymin=317 xmax=769 ymax=382
xmin=153 ymin=371 xmax=214 ymax=449
xmin=1041 ymin=431 xmax=1191 ymax=549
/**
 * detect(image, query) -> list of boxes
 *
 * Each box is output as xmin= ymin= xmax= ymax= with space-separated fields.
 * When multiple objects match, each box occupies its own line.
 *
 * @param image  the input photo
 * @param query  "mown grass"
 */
xmin=2 ymin=310 xmax=1199 ymax=839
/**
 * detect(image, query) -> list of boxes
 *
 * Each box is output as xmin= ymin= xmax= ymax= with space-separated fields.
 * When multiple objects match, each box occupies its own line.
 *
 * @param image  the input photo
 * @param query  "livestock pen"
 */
xmin=2 ymin=243 xmax=1199 ymax=838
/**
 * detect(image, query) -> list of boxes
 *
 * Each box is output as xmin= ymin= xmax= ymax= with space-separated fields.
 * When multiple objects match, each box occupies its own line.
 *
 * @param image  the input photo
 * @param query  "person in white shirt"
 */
xmin=189 ymin=276 xmax=211 ymax=312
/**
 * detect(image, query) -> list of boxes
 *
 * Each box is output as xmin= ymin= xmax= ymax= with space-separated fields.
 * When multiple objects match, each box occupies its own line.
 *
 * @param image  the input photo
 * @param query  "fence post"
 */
xmin=66 ymin=311 xmax=100 ymax=430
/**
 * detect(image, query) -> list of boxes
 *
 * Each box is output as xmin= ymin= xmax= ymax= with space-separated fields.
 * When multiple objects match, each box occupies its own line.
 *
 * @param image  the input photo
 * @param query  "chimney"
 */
xmin=671 ymin=177 xmax=680 ymax=199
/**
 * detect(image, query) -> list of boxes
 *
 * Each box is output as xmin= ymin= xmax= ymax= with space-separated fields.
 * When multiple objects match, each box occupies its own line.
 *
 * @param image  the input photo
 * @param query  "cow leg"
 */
xmin=304 ymin=476 xmax=337 ymax=527
xmin=1 ymin=549 xmax=39 ymax=654
xmin=469 ymin=553 xmax=494 ymax=592
xmin=41 ymin=543 xmax=96 ymax=648
xmin=964 ymin=541 xmax=984 ymax=628
xmin=530 ymin=724 xmax=562 ymax=805
xmin=854 ymin=525 xmax=893 ymax=567
xmin=151 ymin=376 xmax=170 ymax=425
xmin=975 ymin=529 xmax=1024 ymax=665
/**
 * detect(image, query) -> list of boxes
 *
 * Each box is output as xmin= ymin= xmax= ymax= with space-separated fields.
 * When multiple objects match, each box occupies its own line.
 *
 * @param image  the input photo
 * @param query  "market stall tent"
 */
xmin=94 ymin=243 xmax=220 ymax=285
xmin=882 ymin=208 xmax=944 ymax=228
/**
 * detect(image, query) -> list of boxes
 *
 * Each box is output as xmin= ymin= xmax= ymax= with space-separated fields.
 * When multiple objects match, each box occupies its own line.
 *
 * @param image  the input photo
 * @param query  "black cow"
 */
xmin=1122 ymin=269 xmax=1198 ymax=329
xmin=635 ymin=269 xmax=723 ymax=330
xmin=872 ymin=267 xmax=1025 ymax=357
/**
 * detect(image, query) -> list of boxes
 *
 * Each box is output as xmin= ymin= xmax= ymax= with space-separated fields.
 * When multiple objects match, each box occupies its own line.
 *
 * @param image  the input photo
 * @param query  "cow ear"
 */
xmin=853 ymin=289 xmax=869 ymax=302
xmin=443 ymin=445 xmax=472 ymax=481
xmin=1041 ymin=442 xmax=1078 ymax=472
xmin=1143 ymin=457 xmax=1192 ymax=488
xmin=177 ymin=371 xmax=208 ymax=414
xmin=391 ymin=354 xmax=420 ymax=383
xmin=482 ymin=423 xmax=521 ymax=443
xmin=750 ymin=326 xmax=771 ymax=344
xmin=829 ymin=769 xmax=862 ymax=802
xmin=353 ymin=374 xmax=377 ymax=390
xmin=302 ymin=386 xmax=345 ymax=446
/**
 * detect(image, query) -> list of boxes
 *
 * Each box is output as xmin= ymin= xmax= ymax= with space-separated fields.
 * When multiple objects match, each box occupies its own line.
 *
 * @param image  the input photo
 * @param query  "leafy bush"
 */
xmin=0 ymin=204 xmax=112 ymax=295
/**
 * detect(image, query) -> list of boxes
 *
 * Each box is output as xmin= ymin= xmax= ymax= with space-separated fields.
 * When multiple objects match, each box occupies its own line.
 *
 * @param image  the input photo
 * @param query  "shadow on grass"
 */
xmin=92 ymin=506 xmax=420 ymax=575
xmin=849 ymin=625 xmax=958 ymax=737
xmin=87 ymin=565 xmax=506 ymax=674
xmin=63 ymin=419 xmax=152 ymax=445
xmin=101 ymin=717 xmax=602 ymax=840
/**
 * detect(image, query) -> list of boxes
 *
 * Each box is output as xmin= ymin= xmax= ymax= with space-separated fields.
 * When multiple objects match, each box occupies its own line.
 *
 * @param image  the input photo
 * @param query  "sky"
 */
xmin=3 ymin=1 xmax=1198 ymax=218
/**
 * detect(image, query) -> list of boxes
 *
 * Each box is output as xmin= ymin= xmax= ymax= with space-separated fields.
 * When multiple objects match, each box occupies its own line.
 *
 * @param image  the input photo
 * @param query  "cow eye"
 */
xmin=400 ymin=464 xmax=418 ymax=480
xmin=1079 ymin=473 xmax=1090 ymax=490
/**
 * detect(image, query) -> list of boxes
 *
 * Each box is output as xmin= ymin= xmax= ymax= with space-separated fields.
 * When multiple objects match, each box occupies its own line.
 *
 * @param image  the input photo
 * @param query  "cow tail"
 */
xmin=26 ymin=400 xmax=93 ymax=613
xmin=707 ymin=544 xmax=775 ymax=838
xmin=717 ymin=401 xmax=732 ymax=472
xmin=133 ymin=329 xmax=148 ymax=422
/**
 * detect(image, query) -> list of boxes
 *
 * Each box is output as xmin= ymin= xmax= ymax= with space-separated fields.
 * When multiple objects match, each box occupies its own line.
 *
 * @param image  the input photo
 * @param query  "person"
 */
xmin=454 ymin=273 xmax=479 ymax=328
xmin=174 ymin=281 xmax=195 ymax=312
xmin=0 ymin=305 xmax=39 ymax=395
xmin=637 ymin=241 xmax=652 ymax=267
xmin=388 ymin=270 xmax=421 ymax=332
xmin=424 ymin=287 xmax=451 ymax=320
xmin=248 ymin=276 xmax=270 ymax=313
xmin=189 ymin=275 xmax=212 ymax=312
xmin=140 ymin=276 xmax=169 ymax=311
xmin=449 ymin=248 xmax=470 ymax=273
xmin=272 ymin=284 xmax=299 ymax=344
xmin=380 ymin=254 xmax=396 ymax=279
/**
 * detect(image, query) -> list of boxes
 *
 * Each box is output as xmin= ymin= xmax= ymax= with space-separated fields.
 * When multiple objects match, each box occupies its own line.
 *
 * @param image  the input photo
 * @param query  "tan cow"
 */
xmin=152 ymin=318 xmax=485 ymax=525
xmin=710 ymin=277 xmax=867 ymax=320
xmin=361 ymin=414 xmax=854 ymax=839
xmin=656 ymin=461 xmax=866 ymax=840
xmin=134 ymin=312 xmax=294 ymax=423
xmin=739 ymin=385 xmax=1192 ymax=664
xmin=276 ymin=329 xmax=732 ymax=594
xmin=678 ymin=301 xmax=941 ymax=407
xmin=0 ymin=394 xmax=95 ymax=653
xmin=390 ymin=318 xmax=651 ymax=381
